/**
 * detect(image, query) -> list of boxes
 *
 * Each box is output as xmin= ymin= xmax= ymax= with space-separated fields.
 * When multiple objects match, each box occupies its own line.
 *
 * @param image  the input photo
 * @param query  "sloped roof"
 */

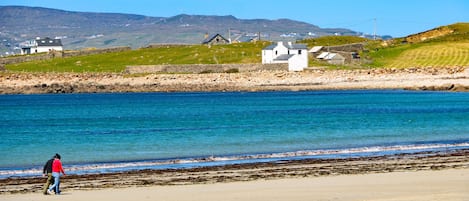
xmin=236 ymin=36 xmax=256 ymax=43
xmin=309 ymin=46 xmax=323 ymax=53
xmin=263 ymin=44 xmax=277 ymax=50
xmin=325 ymin=53 xmax=345 ymax=60
xmin=263 ymin=42 xmax=307 ymax=50
xmin=284 ymin=43 xmax=307 ymax=50
xmin=273 ymin=54 xmax=295 ymax=61
xmin=316 ymin=52 xmax=330 ymax=59
xmin=202 ymin=33 xmax=229 ymax=44
xmin=36 ymin=37 xmax=62 ymax=47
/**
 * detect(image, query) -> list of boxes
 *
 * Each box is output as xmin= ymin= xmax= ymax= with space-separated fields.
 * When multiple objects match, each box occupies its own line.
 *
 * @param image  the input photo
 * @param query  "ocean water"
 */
xmin=0 ymin=90 xmax=468 ymax=178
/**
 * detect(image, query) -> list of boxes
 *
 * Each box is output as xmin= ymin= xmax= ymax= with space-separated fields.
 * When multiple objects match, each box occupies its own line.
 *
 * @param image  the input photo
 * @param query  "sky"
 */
xmin=1 ymin=0 xmax=468 ymax=37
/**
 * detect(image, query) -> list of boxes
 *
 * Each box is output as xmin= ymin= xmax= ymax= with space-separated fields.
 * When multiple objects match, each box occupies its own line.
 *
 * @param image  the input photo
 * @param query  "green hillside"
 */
xmin=365 ymin=23 xmax=469 ymax=68
xmin=5 ymin=23 xmax=469 ymax=73
xmin=298 ymin=35 xmax=369 ymax=47
xmin=6 ymin=42 xmax=269 ymax=73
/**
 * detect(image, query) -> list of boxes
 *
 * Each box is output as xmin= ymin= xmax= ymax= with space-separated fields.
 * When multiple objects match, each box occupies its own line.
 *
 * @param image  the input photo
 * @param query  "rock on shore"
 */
xmin=0 ymin=67 xmax=468 ymax=94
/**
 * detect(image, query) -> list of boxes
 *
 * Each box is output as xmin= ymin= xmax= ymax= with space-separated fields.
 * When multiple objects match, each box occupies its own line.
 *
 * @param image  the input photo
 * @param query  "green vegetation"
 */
xmin=6 ymin=23 xmax=469 ymax=72
xmin=364 ymin=23 xmax=469 ymax=68
xmin=367 ymin=42 xmax=469 ymax=68
xmin=298 ymin=36 xmax=369 ymax=47
xmin=6 ymin=42 xmax=269 ymax=73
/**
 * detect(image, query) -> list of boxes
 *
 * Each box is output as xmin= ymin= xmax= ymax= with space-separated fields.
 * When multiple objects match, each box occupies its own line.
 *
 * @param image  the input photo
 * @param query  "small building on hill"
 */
xmin=262 ymin=41 xmax=308 ymax=71
xmin=21 ymin=37 xmax=63 ymax=55
xmin=202 ymin=33 xmax=230 ymax=45
xmin=309 ymin=46 xmax=324 ymax=55
xmin=316 ymin=52 xmax=345 ymax=65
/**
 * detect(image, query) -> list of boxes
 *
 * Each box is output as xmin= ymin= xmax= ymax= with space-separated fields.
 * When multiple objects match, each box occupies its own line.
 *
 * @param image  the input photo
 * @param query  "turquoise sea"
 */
xmin=1 ymin=90 xmax=468 ymax=178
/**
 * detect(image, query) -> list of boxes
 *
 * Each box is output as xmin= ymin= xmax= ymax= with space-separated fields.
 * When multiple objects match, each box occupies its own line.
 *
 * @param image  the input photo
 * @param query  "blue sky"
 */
xmin=1 ymin=0 xmax=468 ymax=37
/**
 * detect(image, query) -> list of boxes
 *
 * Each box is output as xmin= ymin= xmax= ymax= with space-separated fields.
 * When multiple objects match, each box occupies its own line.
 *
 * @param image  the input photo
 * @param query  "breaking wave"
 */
xmin=2 ymin=142 xmax=469 ymax=178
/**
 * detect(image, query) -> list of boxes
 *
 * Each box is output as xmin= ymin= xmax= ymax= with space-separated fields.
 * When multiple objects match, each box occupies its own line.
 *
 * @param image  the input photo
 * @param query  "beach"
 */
xmin=2 ymin=169 xmax=468 ymax=201
xmin=0 ymin=67 xmax=469 ymax=94
xmin=1 ymin=67 xmax=469 ymax=200
xmin=1 ymin=149 xmax=469 ymax=200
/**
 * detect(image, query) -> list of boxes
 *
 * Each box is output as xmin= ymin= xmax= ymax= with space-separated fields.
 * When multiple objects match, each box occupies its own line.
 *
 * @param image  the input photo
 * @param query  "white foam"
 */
xmin=2 ymin=142 xmax=468 ymax=178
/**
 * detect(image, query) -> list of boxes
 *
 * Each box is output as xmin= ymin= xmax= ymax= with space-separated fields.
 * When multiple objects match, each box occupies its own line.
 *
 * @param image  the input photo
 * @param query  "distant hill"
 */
xmin=0 ymin=6 xmax=363 ymax=55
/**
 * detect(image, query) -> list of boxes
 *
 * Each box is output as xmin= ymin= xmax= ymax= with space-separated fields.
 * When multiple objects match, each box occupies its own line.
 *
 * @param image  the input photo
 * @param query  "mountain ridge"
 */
xmin=1 ymin=6 xmax=363 ymax=55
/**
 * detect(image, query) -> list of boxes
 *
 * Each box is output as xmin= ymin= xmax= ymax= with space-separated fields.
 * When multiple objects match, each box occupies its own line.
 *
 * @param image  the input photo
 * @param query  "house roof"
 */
xmin=327 ymin=53 xmax=345 ymax=60
xmin=36 ymin=37 xmax=62 ymax=47
xmin=309 ymin=46 xmax=323 ymax=53
xmin=285 ymin=43 xmax=307 ymax=50
xmin=235 ymin=36 xmax=257 ymax=43
xmin=202 ymin=33 xmax=229 ymax=44
xmin=263 ymin=44 xmax=277 ymax=50
xmin=273 ymin=54 xmax=295 ymax=61
xmin=262 ymin=42 xmax=307 ymax=50
xmin=316 ymin=52 xmax=330 ymax=59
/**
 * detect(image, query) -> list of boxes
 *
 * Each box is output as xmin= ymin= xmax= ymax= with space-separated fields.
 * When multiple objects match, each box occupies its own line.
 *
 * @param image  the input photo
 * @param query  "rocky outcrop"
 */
xmin=405 ymin=26 xmax=454 ymax=43
xmin=0 ymin=67 xmax=468 ymax=94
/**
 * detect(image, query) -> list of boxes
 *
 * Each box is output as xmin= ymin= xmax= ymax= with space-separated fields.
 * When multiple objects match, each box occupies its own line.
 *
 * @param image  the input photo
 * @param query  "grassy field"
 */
xmin=298 ymin=36 xmax=369 ymax=47
xmin=364 ymin=23 xmax=469 ymax=68
xmin=5 ymin=23 xmax=469 ymax=72
xmin=6 ymin=42 xmax=269 ymax=73
xmin=377 ymin=42 xmax=469 ymax=68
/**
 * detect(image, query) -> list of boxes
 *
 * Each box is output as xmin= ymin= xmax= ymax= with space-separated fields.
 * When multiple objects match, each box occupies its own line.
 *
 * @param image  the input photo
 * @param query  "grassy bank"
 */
xmin=364 ymin=23 xmax=469 ymax=68
xmin=5 ymin=23 xmax=469 ymax=73
xmin=6 ymin=42 xmax=269 ymax=73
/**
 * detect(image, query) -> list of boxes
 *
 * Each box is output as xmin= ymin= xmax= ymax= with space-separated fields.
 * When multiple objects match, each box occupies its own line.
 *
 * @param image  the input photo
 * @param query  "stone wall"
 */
xmin=125 ymin=63 xmax=288 ymax=74
xmin=0 ymin=53 xmax=57 ymax=65
xmin=326 ymin=43 xmax=365 ymax=52
xmin=62 ymin=47 xmax=131 ymax=58
xmin=0 ymin=47 xmax=131 ymax=66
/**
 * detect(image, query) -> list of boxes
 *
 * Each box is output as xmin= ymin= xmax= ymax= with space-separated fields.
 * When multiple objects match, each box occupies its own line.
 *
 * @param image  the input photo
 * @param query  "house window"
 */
xmin=288 ymin=50 xmax=290 ymax=55
xmin=275 ymin=50 xmax=278 ymax=55
xmin=298 ymin=50 xmax=302 ymax=54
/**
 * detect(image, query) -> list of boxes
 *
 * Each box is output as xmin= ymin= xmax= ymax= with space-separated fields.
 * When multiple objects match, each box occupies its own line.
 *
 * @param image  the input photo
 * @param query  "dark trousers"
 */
xmin=43 ymin=173 xmax=54 ymax=194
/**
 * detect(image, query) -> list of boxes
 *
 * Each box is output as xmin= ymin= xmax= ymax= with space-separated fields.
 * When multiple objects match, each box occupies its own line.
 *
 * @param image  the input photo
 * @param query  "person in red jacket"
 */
xmin=47 ymin=153 xmax=66 ymax=195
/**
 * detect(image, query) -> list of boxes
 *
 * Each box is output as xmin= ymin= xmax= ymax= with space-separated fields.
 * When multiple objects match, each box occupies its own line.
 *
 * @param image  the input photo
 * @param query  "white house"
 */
xmin=21 ymin=37 xmax=63 ymax=55
xmin=262 ymin=41 xmax=308 ymax=71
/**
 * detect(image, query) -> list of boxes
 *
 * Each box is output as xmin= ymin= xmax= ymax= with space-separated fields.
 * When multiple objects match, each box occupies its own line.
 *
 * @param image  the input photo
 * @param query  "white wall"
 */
xmin=36 ymin=46 xmax=63 ymax=53
xmin=262 ymin=41 xmax=309 ymax=71
xmin=288 ymin=54 xmax=308 ymax=71
xmin=262 ymin=42 xmax=290 ymax=64
xmin=262 ymin=49 xmax=274 ymax=64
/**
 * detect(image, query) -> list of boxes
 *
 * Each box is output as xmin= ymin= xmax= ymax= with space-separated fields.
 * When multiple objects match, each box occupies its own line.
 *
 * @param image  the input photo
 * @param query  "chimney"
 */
xmin=204 ymin=33 xmax=209 ymax=39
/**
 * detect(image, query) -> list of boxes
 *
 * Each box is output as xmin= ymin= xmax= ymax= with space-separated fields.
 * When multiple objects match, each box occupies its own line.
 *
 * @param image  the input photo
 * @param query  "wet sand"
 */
xmin=3 ymin=169 xmax=469 ymax=201
xmin=1 ymin=149 xmax=469 ymax=200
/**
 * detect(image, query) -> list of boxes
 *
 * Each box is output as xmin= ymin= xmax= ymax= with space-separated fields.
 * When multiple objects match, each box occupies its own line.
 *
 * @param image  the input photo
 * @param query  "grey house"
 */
xmin=202 ymin=33 xmax=230 ymax=45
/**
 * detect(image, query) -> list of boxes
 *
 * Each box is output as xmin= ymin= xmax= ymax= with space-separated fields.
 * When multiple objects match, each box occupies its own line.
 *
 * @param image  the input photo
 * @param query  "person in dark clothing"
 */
xmin=42 ymin=155 xmax=56 ymax=195
xmin=47 ymin=153 xmax=65 ymax=195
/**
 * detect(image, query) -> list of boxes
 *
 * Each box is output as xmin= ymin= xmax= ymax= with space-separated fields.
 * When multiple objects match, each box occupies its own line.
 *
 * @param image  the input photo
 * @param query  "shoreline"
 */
xmin=2 ymin=67 xmax=469 ymax=200
xmin=1 ymin=149 xmax=468 ymax=195
xmin=3 ymin=169 xmax=469 ymax=201
xmin=1 ymin=67 xmax=469 ymax=94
